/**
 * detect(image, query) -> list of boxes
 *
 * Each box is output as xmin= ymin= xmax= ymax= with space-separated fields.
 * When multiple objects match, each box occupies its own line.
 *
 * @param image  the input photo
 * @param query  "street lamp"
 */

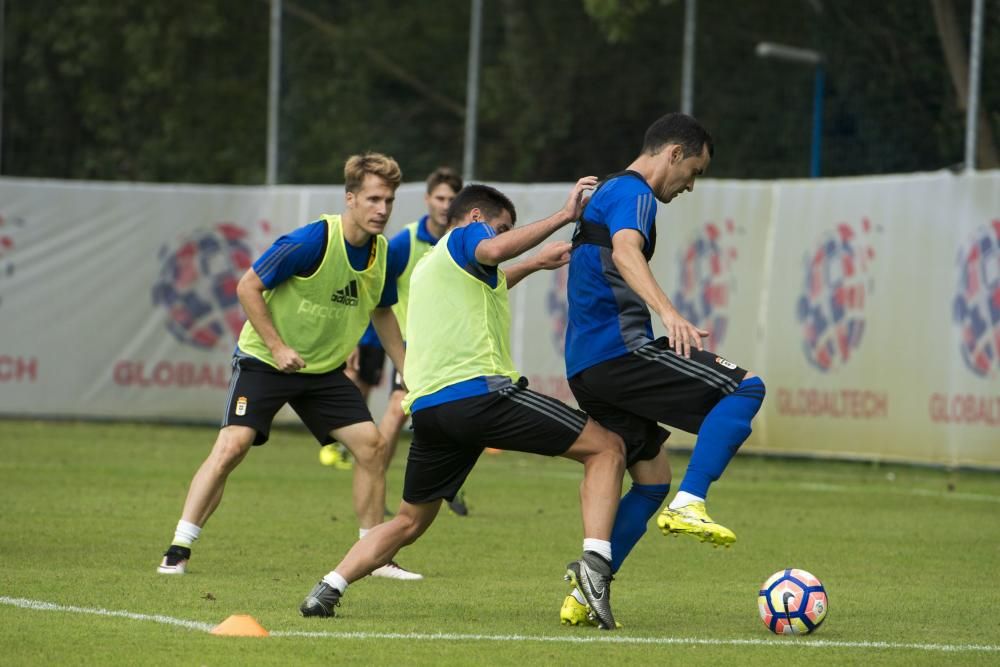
xmin=756 ymin=41 xmax=826 ymax=178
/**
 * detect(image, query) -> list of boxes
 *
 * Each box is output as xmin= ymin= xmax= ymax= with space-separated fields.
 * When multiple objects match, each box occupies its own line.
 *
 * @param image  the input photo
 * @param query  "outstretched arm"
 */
xmin=237 ymin=268 xmax=305 ymax=372
xmin=370 ymin=307 xmax=405 ymax=380
xmin=611 ymin=229 xmax=708 ymax=358
xmin=504 ymin=241 xmax=571 ymax=289
xmin=474 ymin=176 xmax=597 ymax=266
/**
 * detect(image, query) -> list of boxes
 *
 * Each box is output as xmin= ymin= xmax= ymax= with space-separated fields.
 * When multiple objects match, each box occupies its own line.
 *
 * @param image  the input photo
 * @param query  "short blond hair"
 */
xmin=344 ymin=152 xmax=402 ymax=193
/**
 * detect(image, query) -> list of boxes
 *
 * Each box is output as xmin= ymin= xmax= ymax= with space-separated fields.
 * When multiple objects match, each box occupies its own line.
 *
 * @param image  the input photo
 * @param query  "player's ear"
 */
xmin=345 ymin=190 xmax=356 ymax=208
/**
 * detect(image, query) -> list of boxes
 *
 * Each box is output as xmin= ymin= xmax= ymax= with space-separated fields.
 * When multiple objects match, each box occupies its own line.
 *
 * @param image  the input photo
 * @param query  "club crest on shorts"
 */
xmin=714 ymin=356 xmax=737 ymax=370
xmin=235 ymin=396 xmax=248 ymax=416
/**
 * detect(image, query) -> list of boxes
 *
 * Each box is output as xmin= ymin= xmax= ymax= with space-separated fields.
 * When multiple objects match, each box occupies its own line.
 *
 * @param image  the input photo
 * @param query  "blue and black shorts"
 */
xmin=569 ymin=337 xmax=747 ymax=465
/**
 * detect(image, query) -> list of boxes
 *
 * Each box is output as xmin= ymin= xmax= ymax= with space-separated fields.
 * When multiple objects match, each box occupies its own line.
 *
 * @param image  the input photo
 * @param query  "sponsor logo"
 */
xmin=776 ymin=387 xmax=888 ymax=419
xmin=331 ymin=280 xmax=360 ymax=306
xmin=674 ymin=220 xmax=739 ymax=346
xmin=715 ymin=356 xmax=737 ymax=370
xmin=929 ymin=392 xmax=1000 ymax=426
xmin=298 ymin=298 xmax=348 ymax=319
xmin=235 ymin=396 xmax=248 ymax=416
xmin=797 ymin=219 xmax=877 ymax=372
xmin=151 ymin=222 xmax=267 ymax=351
xmin=113 ymin=360 xmax=230 ymax=388
xmin=952 ymin=221 xmax=1000 ymax=379
xmin=0 ymin=355 xmax=38 ymax=383
xmin=546 ymin=266 xmax=569 ymax=355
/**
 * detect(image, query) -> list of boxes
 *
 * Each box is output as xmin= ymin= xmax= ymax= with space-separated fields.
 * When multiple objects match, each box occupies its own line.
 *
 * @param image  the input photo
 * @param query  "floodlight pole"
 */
xmin=756 ymin=42 xmax=826 ymax=178
xmin=265 ymin=0 xmax=282 ymax=185
xmin=680 ymin=0 xmax=696 ymax=115
xmin=462 ymin=0 xmax=483 ymax=182
xmin=810 ymin=65 xmax=825 ymax=178
xmin=963 ymin=0 xmax=984 ymax=171
xmin=0 ymin=0 xmax=5 ymax=175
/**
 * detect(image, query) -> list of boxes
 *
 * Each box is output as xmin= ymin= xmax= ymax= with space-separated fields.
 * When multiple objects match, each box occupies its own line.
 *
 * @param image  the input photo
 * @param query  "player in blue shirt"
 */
xmin=560 ymin=113 xmax=766 ymax=626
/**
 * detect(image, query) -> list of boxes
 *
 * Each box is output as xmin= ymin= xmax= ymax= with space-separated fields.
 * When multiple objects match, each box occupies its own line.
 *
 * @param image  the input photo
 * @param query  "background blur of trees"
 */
xmin=2 ymin=0 xmax=998 ymax=184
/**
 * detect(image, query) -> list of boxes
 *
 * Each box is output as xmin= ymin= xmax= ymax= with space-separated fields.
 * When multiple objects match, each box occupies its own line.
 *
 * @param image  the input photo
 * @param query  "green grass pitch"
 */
xmin=1 ymin=419 xmax=998 ymax=665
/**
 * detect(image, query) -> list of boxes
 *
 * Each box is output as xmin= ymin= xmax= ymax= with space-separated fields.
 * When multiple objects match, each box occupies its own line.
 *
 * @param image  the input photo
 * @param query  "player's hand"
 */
xmin=660 ymin=310 xmax=709 ymax=358
xmin=346 ymin=346 xmax=361 ymax=373
xmin=534 ymin=241 xmax=572 ymax=270
xmin=562 ymin=176 xmax=599 ymax=221
xmin=273 ymin=345 xmax=306 ymax=373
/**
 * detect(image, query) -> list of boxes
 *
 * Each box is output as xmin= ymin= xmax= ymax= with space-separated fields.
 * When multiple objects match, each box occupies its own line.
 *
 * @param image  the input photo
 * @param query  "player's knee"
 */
xmin=353 ymin=434 xmax=388 ymax=472
xmin=595 ymin=427 xmax=626 ymax=470
xmin=395 ymin=507 xmax=433 ymax=544
xmin=212 ymin=427 xmax=254 ymax=470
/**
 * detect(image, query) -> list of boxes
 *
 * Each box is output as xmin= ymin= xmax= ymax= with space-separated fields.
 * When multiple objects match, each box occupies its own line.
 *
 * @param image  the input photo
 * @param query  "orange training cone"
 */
xmin=211 ymin=614 xmax=269 ymax=637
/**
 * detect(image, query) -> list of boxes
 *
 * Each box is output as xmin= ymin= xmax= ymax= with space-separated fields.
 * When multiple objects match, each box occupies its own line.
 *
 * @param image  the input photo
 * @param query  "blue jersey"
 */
xmin=410 ymin=222 xmax=503 ymax=412
xmin=565 ymin=172 xmax=658 ymax=377
xmin=359 ymin=215 xmax=439 ymax=347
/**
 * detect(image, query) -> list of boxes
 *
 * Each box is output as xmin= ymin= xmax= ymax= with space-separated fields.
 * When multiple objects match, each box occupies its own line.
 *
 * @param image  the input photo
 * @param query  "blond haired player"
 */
xmin=158 ymin=152 xmax=420 ymax=580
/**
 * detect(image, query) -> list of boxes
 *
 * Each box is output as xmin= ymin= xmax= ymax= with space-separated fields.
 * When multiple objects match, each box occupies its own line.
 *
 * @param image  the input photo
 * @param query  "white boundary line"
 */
xmin=0 ymin=596 xmax=215 ymax=632
xmin=2 ymin=596 xmax=999 ymax=653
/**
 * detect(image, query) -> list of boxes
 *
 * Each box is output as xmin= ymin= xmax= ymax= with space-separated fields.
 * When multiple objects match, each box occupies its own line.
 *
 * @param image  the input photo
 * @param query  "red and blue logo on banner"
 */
xmin=673 ymin=220 xmax=738 ymax=346
xmin=952 ymin=221 xmax=1000 ymax=378
xmin=797 ymin=219 xmax=876 ymax=372
xmin=151 ymin=223 xmax=254 ymax=351
xmin=0 ymin=213 xmax=26 ymax=309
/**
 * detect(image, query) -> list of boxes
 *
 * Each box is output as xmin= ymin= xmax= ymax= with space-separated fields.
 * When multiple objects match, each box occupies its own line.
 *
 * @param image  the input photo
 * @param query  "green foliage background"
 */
xmin=2 ymin=0 xmax=998 ymax=183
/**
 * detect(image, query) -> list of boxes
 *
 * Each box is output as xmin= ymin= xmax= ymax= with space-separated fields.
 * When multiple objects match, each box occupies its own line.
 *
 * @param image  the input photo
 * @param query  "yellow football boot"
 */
xmin=657 ymin=501 xmax=736 ymax=547
xmin=559 ymin=594 xmax=623 ymax=628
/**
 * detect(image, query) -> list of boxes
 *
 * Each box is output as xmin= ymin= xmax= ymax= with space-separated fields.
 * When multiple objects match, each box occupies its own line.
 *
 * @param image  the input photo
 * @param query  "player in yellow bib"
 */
xmin=157 ymin=153 xmax=420 ymax=580
xmin=335 ymin=168 xmax=473 ymax=518
xmin=300 ymin=179 xmax=628 ymax=630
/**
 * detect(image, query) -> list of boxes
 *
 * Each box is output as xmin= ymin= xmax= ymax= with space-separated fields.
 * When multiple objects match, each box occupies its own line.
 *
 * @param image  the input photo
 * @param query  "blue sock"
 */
xmin=679 ymin=376 xmax=766 ymax=499
xmin=610 ymin=483 xmax=669 ymax=573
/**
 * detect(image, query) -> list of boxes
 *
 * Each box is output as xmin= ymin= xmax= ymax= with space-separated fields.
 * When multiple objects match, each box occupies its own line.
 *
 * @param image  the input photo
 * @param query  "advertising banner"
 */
xmin=1 ymin=172 xmax=997 ymax=468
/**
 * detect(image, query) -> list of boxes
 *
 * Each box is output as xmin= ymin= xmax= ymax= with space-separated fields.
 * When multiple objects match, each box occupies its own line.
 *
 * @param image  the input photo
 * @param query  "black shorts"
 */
xmin=222 ymin=356 xmax=373 ymax=446
xmin=403 ymin=381 xmax=587 ymax=504
xmin=569 ymin=338 xmax=747 ymax=466
xmin=356 ymin=344 xmax=386 ymax=387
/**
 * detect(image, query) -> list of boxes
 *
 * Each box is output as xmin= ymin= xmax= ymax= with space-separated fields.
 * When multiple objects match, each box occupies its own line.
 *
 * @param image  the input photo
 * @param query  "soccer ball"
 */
xmin=758 ymin=568 xmax=828 ymax=635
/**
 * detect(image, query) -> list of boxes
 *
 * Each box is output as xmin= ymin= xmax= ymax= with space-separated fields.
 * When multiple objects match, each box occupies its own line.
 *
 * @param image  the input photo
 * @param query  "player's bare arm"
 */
xmin=474 ymin=176 xmax=598 ymax=266
xmin=345 ymin=346 xmax=361 ymax=374
xmin=504 ymin=241 xmax=571 ymax=289
xmin=370 ymin=306 xmax=405 ymax=382
xmin=610 ymin=229 xmax=708 ymax=358
xmin=236 ymin=268 xmax=305 ymax=372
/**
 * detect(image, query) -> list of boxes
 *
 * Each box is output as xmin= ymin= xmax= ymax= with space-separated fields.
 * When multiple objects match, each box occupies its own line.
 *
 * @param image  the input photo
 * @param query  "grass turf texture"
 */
xmin=1 ymin=419 xmax=998 ymax=666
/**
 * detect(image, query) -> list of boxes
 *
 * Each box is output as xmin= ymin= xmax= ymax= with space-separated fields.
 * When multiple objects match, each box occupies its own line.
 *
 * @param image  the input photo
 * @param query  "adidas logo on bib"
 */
xmin=331 ymin=280 xmax=360 ymax=306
